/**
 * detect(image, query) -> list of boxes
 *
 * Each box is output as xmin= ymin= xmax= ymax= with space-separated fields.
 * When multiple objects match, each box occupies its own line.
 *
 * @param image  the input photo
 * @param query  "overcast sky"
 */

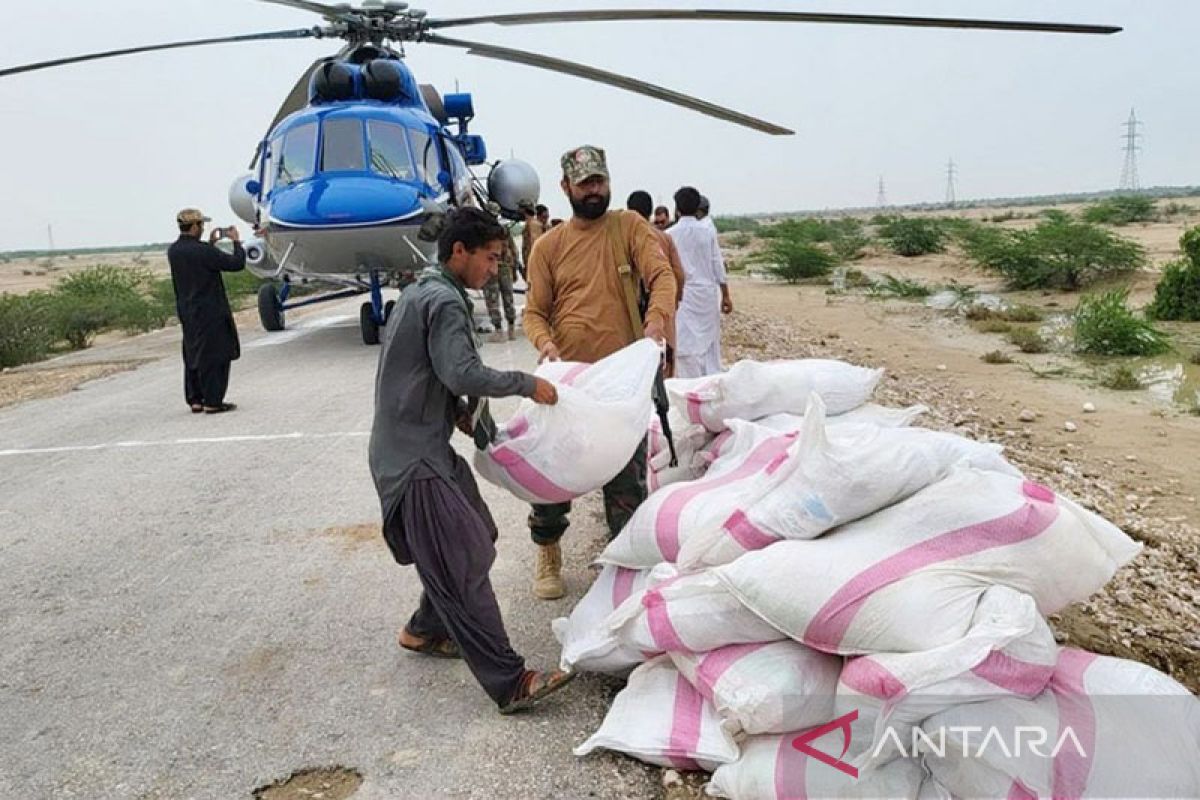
xmin=0 ymin=0 xmax=1193 ymax=250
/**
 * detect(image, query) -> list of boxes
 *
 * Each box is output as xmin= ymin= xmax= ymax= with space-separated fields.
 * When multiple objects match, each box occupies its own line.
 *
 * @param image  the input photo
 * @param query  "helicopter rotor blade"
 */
xmin=425 ymin=9 xmax=1120 ymax=36
xmin=0 ymin=29 xmax=324 ymax=78
xmin=257 ymin=0 xmax=359 ymax=24
xmin=422 ymin=33 xmax=793 ymax=136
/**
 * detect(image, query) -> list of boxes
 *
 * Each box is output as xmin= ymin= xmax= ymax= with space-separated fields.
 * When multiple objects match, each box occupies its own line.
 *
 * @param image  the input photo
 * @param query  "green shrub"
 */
xmin=1082 ymin=195 xmax=1157 ymax=226
xmin=748 ymin=239 xmax=836 ymax=283
xmin=876 ymin=216 xmax=947 ymax=257
xmin=981 ymin=350 xmax=1013 ymax=364
xmin=713 ymin=217 xmax=760 ymax=234
xmin=48 ymin=265 xmax=174 ymax=349
xmin=868 ymin=273 xmax=933 ymax=299
xmin=963 ymin=216 xmax=1145 ymax=290
xmin=1008 ymin=327 xmax=1050 ymax=353
xmin=1099 ymin=365 xmax=1143 ymax=390
xmin=1147 ymin=227 xmax=1200 ymax=321
xmin=726 ymin=233 xmax=753 ymax=249
xmin=1001 ymin=304 xmax=1045 ymax=323
xmin=1073 ymin=289 xmax=1171 ymax=356
xmin=0 ymin=292 xmax=56 ymax=367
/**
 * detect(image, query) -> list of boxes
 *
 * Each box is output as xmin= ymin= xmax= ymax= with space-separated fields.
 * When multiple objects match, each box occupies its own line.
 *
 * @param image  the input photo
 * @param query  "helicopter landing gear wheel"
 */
xmin=258 ymin=283 xmax=285 ymax=331
xmin=360 ymin=301 xmax=380 ymax=345
xmin=384 ymin=299 xmax=396 ymax=324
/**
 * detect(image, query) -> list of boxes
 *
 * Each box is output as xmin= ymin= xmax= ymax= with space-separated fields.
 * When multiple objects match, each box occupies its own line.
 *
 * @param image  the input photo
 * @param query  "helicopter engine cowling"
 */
xmin=228 ymin=172 xmax=259 ymax=225
xmin=487 ymin=160 xmax=540 ymax=218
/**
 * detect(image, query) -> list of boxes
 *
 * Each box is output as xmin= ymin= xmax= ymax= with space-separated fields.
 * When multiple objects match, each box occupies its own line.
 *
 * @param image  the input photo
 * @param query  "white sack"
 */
xmin=552 ymin=563 xmax=676 ymax=674
xmin=715 ymin=467 xmax=1141 ymax=655
xmin=706 ymin=734 xmax=926 ymax=800
xmin=921 ymin=650 xmax=1200 ymax=800
xmin=667 ymin=358 xmax=883 ymax=433
xmin=474 ymin=339 xmax=660 ymax=504
xmin=677 ymin=397 xmax=1020 ymax=571
xmin=837 ymin=586 xmax=1058 ymax=769
xmin=574 ymin=656 xmax=740 ymax=771
xmin=599 ymin=424 xmax=798 ymax=568
xmin=648 ymin=409 xmax=716 ymax=492
xmin=670 ymin=641 xmax=843 ymax=736
xmin=754 ymin=402 xmax=928 ymax=434
xmin=607 ymin=570 xmax=785 ymax=657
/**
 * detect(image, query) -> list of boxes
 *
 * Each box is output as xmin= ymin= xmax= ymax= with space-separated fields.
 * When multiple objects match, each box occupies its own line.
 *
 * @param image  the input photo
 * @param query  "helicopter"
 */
xmin=0 ymin=1 xmax=1120 ymax=345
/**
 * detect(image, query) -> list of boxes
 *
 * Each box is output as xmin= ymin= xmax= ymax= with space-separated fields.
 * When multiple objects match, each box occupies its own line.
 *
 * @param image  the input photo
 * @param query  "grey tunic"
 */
xmin=369 ymin=267 xmax=535 ymax=530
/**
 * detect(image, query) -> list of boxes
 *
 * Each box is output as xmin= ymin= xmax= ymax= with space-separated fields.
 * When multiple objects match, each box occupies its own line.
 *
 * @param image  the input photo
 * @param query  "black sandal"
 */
xmin=499 ymin=669 xmax=576 ymax=715
xmin=398 ymin=628 xmax=461 ymax=659
xmin=203 ymin=402 xmax=238 ymax=414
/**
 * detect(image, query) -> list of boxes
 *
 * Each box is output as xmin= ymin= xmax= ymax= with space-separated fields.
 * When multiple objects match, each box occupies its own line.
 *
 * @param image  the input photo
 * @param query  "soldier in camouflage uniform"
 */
xmin=482 ymin=227 xmax=519 ymax=342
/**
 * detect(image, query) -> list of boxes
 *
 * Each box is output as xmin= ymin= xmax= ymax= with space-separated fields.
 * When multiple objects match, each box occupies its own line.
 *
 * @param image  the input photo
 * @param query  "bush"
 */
xmin=0 ymin=292 xmax=56 ymax=367
xmin=1082 ymin=195 xmax=1157 ymax=226
xmin=1008 ymin=327 xmax=1050 ymax=353
xmin=875 ymin=216 xmax=947 ymax=257
xmin=981 ymin=350 xmax=1013 ymax=364
xmin=713 ymin=217 xmax=760 ymax=234
xmin=1001 ymin=304 xmax=1045 ymax=323
xmin=1073 ymin=289 xmax=1170 ymax=356
xmin=726 ymin=233 xmax=753 ymax=249
xmin=868 ymin=273 xmax=933 ymax=299
xmin=975 ymin=319 xmax=1013 ymax=334
xmin=748 ymin=239 xmax=836 ymax=282
xmin=1099 ymin=365 xmax=1143 ymax=391
xmin=1147 ymin=227 xmax=1200 ymax=321
xmin=963 ymin=215 xmax=1146 ymax=290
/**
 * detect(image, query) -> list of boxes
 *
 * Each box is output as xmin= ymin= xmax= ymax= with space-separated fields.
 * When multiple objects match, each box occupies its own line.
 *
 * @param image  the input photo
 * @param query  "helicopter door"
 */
xmin=442 ymin=136 xmax=474 ymax=207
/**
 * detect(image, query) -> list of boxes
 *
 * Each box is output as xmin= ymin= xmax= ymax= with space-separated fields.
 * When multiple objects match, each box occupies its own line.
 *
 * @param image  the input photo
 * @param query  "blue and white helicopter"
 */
xmin=0 ymin=1 xmax=1119 ymax=344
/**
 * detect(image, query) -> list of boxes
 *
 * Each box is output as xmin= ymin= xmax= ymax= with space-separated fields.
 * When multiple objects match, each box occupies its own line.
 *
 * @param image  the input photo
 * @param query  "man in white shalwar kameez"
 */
xmin=668 ymin=187 xmax=733 ymax=379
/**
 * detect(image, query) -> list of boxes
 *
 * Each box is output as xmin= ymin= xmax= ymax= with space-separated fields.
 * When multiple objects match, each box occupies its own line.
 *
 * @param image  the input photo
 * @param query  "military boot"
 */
xmin=533 ymin=542 xmax=565 ymax=600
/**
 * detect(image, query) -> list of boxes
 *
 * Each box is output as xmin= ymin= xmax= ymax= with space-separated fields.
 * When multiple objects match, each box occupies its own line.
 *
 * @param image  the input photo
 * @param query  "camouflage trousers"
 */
xmin=483 ymin=264 xmax=516 ymax=330
xmin=528 ymin=438 xmax=648 ymax=545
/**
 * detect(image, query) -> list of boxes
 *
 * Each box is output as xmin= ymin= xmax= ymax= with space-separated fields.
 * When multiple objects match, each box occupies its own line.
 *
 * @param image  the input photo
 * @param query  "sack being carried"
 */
xmin=474 ymin=339 xmax=660 ymax=504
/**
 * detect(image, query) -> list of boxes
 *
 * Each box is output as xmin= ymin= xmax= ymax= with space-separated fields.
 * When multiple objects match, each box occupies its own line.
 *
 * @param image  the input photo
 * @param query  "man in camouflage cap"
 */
xmin=521 ymin=145 xmax=678 ymax=599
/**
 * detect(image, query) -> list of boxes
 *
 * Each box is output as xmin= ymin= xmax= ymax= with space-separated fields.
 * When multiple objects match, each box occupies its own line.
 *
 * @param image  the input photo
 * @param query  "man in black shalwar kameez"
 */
xmin=167 ymin=208 xmax=245 ymax=414
xmin=369 ymin=207 xmax=574 ymax=714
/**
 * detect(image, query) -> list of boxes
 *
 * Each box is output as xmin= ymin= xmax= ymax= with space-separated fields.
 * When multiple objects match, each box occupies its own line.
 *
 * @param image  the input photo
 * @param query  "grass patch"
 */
xmin=981 ymin=350 xmax=1014 ymax=364
xmin=868 ymin=273 xmax=933 ymax=299
xmin=1073 ymin=289 xmax=1171 ymax=356
xmin=1001 ymin=304 xmax=1045 ymax=323
xmin=975 ymin=319 xmax=1013 ymax=334
xmin=1099 ymin=364 xmax=1143 ymax=391
xmin=726 ymin=233 xmax=754 ymax=249
xmin=1008 ymin=327 xmax=1050 ymax=354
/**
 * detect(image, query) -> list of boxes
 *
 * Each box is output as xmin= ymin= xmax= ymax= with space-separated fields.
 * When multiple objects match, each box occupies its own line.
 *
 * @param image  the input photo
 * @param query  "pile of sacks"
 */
xmin=530 ymin=352 xmax=1198 ymax=799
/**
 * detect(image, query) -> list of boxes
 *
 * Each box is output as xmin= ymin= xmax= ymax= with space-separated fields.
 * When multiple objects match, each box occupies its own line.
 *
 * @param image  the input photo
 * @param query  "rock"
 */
xmin=1126 ymin=455 xmax=1138 ymax=462
xmin=1018 ymin=409 xmax=1037 ymax=422
xmin=662 ymin=770 xmax=683 ymax=788
xmin=1064 ymin=421 xmax=1078 ymax=432
xmin=1083 ymin=402 xmax=1097 ymax=413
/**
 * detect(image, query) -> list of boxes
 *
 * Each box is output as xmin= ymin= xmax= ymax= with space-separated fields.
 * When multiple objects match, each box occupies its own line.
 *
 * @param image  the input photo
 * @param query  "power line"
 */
xmin=945 ymin=159 xmax=958 ymax=206
xmin=1119 ymin=108 xmax=1142 ymax=192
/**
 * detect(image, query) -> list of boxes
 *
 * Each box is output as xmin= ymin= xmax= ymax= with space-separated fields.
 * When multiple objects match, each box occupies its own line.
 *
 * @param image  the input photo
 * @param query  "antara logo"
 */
xmin=791 ymin=710 xmax=860 ymax=779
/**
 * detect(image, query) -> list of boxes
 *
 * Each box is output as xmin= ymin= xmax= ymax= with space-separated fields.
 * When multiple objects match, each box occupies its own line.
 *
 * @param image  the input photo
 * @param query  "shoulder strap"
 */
xmin=605 ymin=211 xmax=643 ymax=341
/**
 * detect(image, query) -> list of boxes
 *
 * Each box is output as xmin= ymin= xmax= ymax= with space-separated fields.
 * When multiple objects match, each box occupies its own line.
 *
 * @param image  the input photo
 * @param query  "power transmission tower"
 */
xmin=944 ymin=159 xmax=958 ymax=206
xmin=47 ymin=224 xmax=55 ymax=253
xmin=876 ymin=176 xmax=888 ymax=208
xmin=1119 ymin=108 xmax=1142 ymax=192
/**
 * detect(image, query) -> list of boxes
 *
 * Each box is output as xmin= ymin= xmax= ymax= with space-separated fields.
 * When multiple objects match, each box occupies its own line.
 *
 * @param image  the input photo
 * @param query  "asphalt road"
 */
xmin=0 ymin=296 xmax=658 ymax=799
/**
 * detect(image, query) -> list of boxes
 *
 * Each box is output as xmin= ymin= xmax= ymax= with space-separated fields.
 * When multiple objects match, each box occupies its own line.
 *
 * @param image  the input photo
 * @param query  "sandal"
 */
xmin=203 ymin=402 xmax=238 ymax=414
xmin=499 ymin=669 xmax=576 ymax=715
xmin=397 ymin=628 xmax=461 ymax=659
xmin=189 ymin=404 xmax=204 ymax=414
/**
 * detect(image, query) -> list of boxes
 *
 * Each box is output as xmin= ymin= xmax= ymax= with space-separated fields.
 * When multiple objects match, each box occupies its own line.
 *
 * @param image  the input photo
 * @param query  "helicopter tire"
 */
xmin=383 ymin=299 xmax=396 ymax=324
xmin=360 ymin=301 xmax=381 ymax=346
xmin=258 ymin=283 xmax=285 ymax=332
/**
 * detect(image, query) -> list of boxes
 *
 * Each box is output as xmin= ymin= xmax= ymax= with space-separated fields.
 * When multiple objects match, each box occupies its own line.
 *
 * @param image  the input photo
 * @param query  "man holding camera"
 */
xmin=167 ymin=208 xmax=246 ymax=414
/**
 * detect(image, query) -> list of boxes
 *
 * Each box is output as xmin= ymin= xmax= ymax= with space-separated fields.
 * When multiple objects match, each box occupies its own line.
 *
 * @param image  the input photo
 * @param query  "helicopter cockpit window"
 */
xmin=321 ymin=118 xmax=365 ymax=172
xmin=366 ymin=120 xmax=415 ymax=181
xmin=275 ymin=122 xmax=317 ymax=188
xmin=407 ymin=129 xmax=441 ymax=189
xmin=444 ymin=139 xmax=473 ymax=204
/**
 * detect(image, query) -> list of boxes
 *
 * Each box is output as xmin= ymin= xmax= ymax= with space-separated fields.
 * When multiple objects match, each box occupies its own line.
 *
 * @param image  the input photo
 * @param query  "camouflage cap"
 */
xmin=561 ymin=145 xmax=609 ymax=185
xmin=176 ymin=208 xmax=211 ymax=226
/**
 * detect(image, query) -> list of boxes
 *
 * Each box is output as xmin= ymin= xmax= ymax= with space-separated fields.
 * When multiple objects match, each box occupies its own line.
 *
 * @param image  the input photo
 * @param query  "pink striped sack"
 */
xmin=707 ymin=734 xmax=925 ymax=800
xmin=715 ymin=467 xmax=1141 ymax=656
xmin=669 ymin=641 xmax=843 ymax=736
xmin=574 ymin=656 xmax=740 ymax=771
xmin=921 ymin=650 xmax=1200 ymax=800
xmin=473 ymin=339 xmax=659 ymax=504
xmin=551 ymin=563 xmax=676 ymax=674
xmin=837 ymin=586 xmax=1058 ymax=770
xmin=647 ymin=409 xmax=715 ymax=492
xmin=599 ymin=423 xmax=798 ymax=569
xmin=676 ymin=397 xmax=1020 ymax=571
xmin=666 ymin=358 xmax=883 ymax=433
xmin=607 ymin=570 xmax=785 ymax=657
